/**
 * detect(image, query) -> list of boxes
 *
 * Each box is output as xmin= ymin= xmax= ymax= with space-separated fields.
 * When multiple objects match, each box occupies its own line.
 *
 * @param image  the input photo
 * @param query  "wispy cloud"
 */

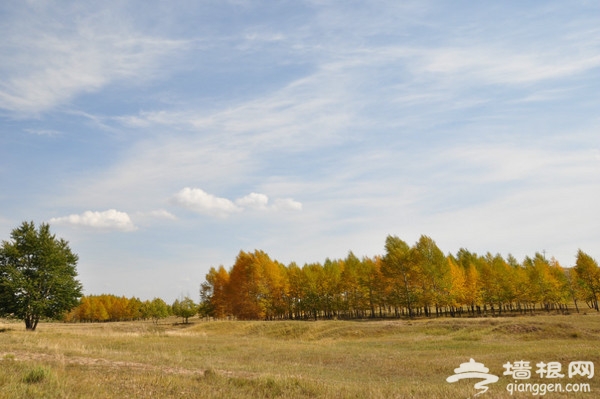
xmin=114 ymin=65 xmax=357 ymax=151
xmin=416 ymin=46 xmax=600 ymax=85
xmin=23 ymin=128 xmax=62 ymax=137
xmin=50 ymin=209 xmax=137 ymax=232
xmin=0 ymin=4 xmax=189 ymax=116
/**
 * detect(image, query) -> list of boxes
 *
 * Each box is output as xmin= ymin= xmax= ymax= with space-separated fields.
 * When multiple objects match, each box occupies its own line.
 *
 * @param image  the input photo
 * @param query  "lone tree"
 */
xmin=147 ymin=297 xmax=170 ymax=324
xmin=172 ymin=296 xmax=198 ymax=324
xmin=0 ymin=222 xmax=83 ymax=331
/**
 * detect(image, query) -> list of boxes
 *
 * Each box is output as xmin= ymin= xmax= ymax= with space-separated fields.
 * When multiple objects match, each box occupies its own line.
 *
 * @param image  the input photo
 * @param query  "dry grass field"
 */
xmin=1 ymin=313 xmax=600 ymax=398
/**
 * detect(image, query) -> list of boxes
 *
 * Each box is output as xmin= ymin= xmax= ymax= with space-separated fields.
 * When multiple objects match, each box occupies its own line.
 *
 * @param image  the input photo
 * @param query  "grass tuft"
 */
xmin=22 ymin=366 xmax=51 ymax=384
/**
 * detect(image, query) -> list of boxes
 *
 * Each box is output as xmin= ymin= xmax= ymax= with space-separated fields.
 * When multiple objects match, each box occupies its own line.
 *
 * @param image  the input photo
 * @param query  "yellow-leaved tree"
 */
xmin=573 ymin=250 xmax=600 ymax=311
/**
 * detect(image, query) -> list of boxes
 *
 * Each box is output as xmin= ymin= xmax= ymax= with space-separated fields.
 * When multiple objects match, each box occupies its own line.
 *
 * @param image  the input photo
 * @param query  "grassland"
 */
xmin=1 ymin=313 xmax=600 ymax=398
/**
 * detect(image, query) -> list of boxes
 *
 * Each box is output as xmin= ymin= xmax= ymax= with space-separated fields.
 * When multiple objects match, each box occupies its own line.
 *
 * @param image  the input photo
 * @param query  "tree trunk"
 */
xmin=24 ymin=314 xmax=39 ymax=331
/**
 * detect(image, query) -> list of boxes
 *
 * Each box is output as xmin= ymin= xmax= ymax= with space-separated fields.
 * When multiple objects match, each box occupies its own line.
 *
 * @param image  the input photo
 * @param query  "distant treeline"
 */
xmin=65 ymin=294 xmax=199 ymax=324
xmin=200 ymin=235 xmax=600 ymax=320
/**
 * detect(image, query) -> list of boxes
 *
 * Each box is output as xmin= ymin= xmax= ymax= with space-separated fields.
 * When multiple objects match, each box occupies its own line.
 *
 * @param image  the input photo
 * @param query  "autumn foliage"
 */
xmin=65 ymin=295 xmax=170 ymax=323
xmin=200 ymin=235 xmax=600 ymax=320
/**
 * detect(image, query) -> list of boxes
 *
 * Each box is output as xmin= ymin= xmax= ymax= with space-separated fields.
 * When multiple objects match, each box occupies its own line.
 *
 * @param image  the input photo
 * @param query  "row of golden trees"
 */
xmin=200 ymin=235 xmax=600 ymax=320
xmin=64 ymin=294 xmax=198 ymax=324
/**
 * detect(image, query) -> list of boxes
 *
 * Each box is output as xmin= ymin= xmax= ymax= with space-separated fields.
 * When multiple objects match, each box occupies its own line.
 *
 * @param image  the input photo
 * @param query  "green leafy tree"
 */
xmin=172 ymin=296 xmax=198 ymax=323
xmin=0 ymin=222 xmax=82 ymax=330
xmin=148 ymin=297 xmax=170 ymax=324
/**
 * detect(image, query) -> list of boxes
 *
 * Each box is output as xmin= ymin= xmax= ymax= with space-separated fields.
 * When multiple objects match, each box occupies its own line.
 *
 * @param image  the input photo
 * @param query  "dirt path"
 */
xmin=0 ymin=351 xmax=258 ymax=379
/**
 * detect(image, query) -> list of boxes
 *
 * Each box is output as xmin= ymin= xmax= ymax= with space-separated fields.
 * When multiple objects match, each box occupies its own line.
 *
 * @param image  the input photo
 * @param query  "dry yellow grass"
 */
xmin=1 ymin=313 xmax=600 ymax=398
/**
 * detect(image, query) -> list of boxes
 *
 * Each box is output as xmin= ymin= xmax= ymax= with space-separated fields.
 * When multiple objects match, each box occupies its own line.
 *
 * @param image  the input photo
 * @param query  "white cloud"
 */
xmin=172 ymin=188 xmax=241 ymax=217
xmin=273 ymin=198 xmax=303 ymax=212
xmin=236 ymin=192 xmax=269 ymax=210
xmin=50 ymin=209 xmax=137 ymax=232
xmin=172 ymin=188 xmax=302 ymax=216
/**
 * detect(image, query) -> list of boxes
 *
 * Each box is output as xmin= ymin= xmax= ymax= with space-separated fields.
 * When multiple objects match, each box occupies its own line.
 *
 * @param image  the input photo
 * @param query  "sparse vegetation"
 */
xmin=1 ymin=314 xmax=600 ymax=398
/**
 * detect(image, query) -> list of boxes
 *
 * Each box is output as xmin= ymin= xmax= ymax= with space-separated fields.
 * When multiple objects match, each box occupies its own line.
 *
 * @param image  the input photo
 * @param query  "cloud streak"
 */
xmin=0 ymin=4 xmax=189 ymax=115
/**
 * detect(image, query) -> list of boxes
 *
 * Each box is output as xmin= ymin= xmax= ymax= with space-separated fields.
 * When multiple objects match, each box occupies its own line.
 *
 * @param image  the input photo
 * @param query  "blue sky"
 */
xmin=1 ymin=1 xmax=599 ymax=302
